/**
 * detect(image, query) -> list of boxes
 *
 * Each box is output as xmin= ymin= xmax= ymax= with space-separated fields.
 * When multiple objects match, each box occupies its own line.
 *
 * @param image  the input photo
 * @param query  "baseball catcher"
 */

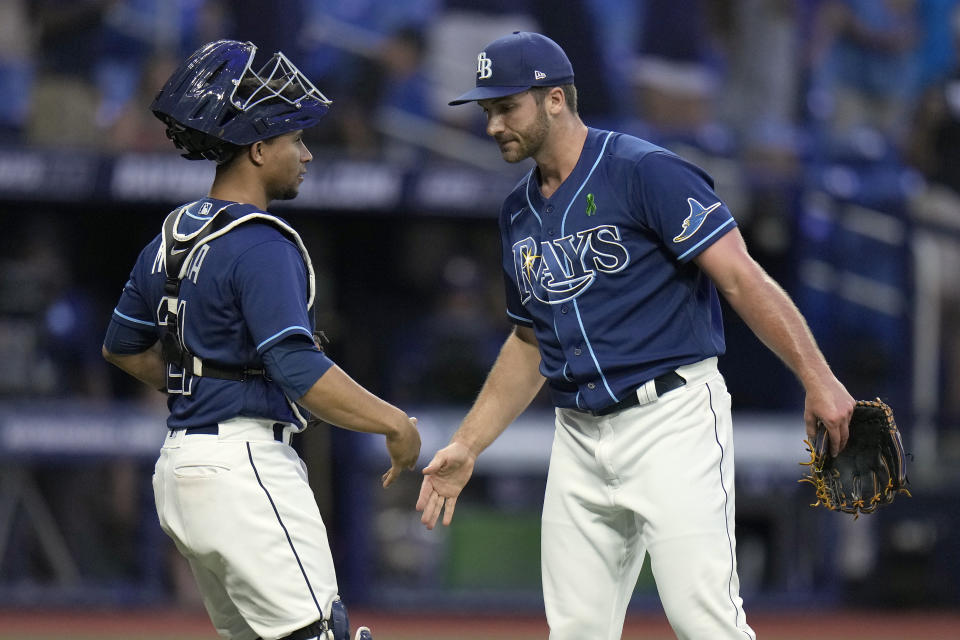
xmin=801 ymin=398 xmax=910 ymax=516
xmin=102 ymin=39 xmax=418 ymax=640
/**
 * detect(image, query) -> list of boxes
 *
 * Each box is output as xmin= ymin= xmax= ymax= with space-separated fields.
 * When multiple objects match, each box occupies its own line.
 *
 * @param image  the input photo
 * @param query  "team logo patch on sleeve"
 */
xmin=673 ymin=198 xmax=722 ymax=243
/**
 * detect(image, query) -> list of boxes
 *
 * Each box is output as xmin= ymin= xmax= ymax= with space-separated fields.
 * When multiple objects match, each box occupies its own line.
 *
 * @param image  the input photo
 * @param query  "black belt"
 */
xmin=169 ymin=423 xmax=289 ymax=442
xmin=589 ymin=371 xmax=687 ymax=417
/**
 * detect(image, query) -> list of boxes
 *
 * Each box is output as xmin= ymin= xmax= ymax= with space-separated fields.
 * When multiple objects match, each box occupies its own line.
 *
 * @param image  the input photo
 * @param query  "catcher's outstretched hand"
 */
xmin=382 ymin=417 xmax=420 ymax=488
xmin=804 ymin=378 xmax=855 ymax=457
xmin=416 ymin=441 xmax=476 ymax=530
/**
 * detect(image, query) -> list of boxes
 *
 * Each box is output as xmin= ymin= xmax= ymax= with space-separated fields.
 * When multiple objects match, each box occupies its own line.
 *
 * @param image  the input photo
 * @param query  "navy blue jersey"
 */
xmin=499 ymin=128 xmax=736 ymax=411
xmin=106 ymin=198 xmax=326 ymax=428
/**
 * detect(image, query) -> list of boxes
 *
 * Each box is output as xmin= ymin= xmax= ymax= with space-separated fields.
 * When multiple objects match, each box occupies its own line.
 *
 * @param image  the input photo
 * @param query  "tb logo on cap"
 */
xmin=477 ymin=51 xmax=493 ymax=79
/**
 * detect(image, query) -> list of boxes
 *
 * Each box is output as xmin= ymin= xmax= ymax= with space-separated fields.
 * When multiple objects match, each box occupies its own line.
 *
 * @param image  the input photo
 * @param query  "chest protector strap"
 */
xmin=160 ymin=203 xmax=316 ymax=381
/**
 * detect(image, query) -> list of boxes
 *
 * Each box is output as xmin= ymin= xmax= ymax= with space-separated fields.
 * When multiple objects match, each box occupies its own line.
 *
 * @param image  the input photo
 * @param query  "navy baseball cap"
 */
xmin=449 ymin=31 xmax=574 ymax=105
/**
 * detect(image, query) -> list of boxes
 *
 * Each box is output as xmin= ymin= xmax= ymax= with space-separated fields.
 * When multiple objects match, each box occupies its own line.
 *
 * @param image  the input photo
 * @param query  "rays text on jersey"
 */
xmin=512 ymin=224 xmax=630 ymax=304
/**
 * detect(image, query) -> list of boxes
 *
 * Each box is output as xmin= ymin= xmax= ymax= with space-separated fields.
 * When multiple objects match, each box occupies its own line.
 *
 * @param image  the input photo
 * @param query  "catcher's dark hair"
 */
xmin=234 ymin=75 xmax=305 ymax=105
xmin=161 ymin=118 xmax=240 ymax=164
xmin=529 ymin=84 xmax=578 ymax=114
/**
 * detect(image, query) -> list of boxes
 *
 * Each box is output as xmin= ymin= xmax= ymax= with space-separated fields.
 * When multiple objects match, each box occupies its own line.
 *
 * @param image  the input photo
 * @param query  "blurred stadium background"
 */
xmin=1 ymin=0 xmax=959 ymax=638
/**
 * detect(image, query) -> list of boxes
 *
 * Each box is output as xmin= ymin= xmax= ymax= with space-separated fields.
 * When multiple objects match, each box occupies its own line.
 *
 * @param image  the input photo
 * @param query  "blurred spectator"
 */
xmin=906 ymin=3 xmax=960 ymax=426
xmin=26 ymin=0 xmax=112 ymax=148
xmin=26 ymin=0 xmax=230 ymax=149
xmin=299 ymin=0 xmax=439 ymax=155
xmin=0 ymin=0 xmax=35 ymax=143
xmin=226 ymin=0 xmax=304 ymax=64
xmin=387 ymin=254 xmax=505 ymax=405
xmin=807 ymin=0 xmax=921 ymax=148
xmin=298 ymin=0 xmax=424 ymax=157
xmin=908 ymin=4 xmax=960 ymax=194
xmin=0 ymin=219 xmax=61 ymax=396
xmin=187 ymin=0 xmax=233 ymax=47
xmin=96 ymin=0 xmax=234 ymax=134
xmin=422 ymin=6 xmax=538 ymax=139
xmin=30 ymin=0 xmax=110 ymax=76
xmin=104 ymin=52 xmax=179 ymax=153
xmin=715 ymin=0 xmax=803 ymax=175
xmin=94 ymin=0 xmax=166 ymax=130
xmin=529 ymin=0 xmax=616 ymax=121
xmin=629 ymin=0 xmax=721 ymax=134
xmin=377 ymin=27 xmax=435 ymax=121
xmin=914 ymin=0 xmax=960 ymax=92
xmin=373 ymin=26 xmax=441 ymax=164
xmin=583 ymin=0 xmax=644 ymax=121
xmin=0 ymin=216 xmax=109 ymax=397
xmin=38 ymin=281 xmax=110 ymax=398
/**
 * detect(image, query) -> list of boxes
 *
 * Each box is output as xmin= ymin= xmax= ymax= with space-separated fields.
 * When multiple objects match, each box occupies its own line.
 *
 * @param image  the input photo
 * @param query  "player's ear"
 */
xmin=248 ymin=141 xmax=266 ymax=166
xmin=546 ymin=87 xmax=565 ymax=116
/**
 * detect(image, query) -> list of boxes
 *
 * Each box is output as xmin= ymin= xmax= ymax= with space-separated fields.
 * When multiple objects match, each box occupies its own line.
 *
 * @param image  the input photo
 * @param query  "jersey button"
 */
xmin=574 ymin=347 xmax=582 ymax=356
xmin=587 ymin=382 xmax=596 ymax=389
xmin=547 ymin=228 xmax=555 ymax=236
xmin=546 ymin=205 xmax=554 ymax=213
xmin=560 ymin=305 xmax=568 ymax=314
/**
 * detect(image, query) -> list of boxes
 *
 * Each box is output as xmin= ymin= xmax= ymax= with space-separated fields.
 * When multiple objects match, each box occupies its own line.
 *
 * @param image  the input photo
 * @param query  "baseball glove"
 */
xmin=800 ymin=398 xmax=910 ymax=517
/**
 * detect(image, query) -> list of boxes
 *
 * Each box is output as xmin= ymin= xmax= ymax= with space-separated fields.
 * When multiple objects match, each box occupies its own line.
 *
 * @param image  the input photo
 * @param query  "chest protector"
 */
xmin=159 ymin=203 xmax=316 ymax=380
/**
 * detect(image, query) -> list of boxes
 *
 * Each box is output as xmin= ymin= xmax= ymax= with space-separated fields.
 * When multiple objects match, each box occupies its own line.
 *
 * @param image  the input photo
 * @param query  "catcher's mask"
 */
xmin=150 ymin=39 xmax=332 ymax=162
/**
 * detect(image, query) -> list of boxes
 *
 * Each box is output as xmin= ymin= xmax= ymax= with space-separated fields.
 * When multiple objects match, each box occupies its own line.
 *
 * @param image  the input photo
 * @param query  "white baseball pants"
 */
xmin=153 ymin=417 xmax=338 ymax=640
xmin=542 ymin=358 xmax=756 ymax=640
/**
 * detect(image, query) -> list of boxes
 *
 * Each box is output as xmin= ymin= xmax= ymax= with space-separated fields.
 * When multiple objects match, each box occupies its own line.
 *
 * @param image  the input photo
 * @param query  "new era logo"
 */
xmin=534 ymin=70 xmax=546 ymax=80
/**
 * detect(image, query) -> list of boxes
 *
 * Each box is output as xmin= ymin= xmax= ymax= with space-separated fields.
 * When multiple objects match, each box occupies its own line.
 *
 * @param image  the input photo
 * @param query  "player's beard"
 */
xmin=499 ymin=104 xmax=550 ymax=163
xmin=269 ymin=173 xmax=303 ymax=201
xmin=272 ymin=184 xmax=300 ymax=201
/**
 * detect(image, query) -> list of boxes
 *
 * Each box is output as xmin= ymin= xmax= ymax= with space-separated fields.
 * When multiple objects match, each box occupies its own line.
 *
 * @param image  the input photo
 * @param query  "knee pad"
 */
xmin=329 ymin=598 xmax=373 ymax=640
xmin=329 ymin=597 xmax=350 ymax=640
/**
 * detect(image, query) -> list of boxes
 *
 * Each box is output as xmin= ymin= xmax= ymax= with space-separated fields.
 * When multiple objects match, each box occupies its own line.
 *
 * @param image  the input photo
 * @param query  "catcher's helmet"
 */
xmin=151 ymin=40 xmax=332 ymax=162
